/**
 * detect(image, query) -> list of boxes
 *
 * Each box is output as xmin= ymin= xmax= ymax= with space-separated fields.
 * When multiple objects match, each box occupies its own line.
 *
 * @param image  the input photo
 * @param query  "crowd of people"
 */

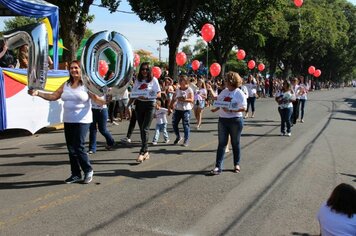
xmin=1 ymin=54 xmax=350 ymax=234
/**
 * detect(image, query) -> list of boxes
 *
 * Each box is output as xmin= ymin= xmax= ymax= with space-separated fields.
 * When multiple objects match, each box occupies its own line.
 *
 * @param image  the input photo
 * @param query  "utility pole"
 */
xmin=156 ymin=40 xmax=163 ymax=62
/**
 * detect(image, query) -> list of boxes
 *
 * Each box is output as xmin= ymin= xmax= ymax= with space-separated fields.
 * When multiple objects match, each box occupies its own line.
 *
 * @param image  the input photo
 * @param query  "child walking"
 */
xmin=152 ymin=100 xmax=170 ymax=145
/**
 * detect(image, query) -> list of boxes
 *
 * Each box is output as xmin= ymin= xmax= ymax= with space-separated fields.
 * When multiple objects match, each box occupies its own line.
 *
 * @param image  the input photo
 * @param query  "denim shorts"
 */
xmin=194 ymin=100 xmax=205 ymax=109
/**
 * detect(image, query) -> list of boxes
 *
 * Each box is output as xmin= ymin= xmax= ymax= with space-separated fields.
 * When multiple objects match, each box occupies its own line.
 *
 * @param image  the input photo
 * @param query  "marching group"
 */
xmin=27 ymin=60 xmax=313 ymax=183
xmin=24 ymin=60 xmax=356 ymax=234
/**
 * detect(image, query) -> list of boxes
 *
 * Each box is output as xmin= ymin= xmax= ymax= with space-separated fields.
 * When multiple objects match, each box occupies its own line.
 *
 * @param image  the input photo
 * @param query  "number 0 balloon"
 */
xmin=81 ymin=30 xmax=134 ymax=96
xmin=3 ymin=23 xmax=49 ymax=90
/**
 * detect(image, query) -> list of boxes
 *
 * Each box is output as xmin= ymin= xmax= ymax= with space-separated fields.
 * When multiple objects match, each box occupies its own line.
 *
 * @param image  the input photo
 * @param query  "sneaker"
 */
xmin=280 ymin=133 xmax=285 ymax=136
xmin=174 ymin=137 xmax=183 ymax=145
xmin=112 ymin=121 xmax=119 ymax=126
xmin=286 ymin=133 xmax=291 ymax=137
xmin=88 ymin=150 xmax=94 ymax=154
xmin=152 ymin=141 xmax=158 ymax=145
xmin=105 ymin=144 xmax=115 ymax=150
xmin=64 ymin=175 xmax=82 ymax=184
xmin=182 ymin=141 xmax=189 ymax=147
xmin=301 ymin=119 xmax=304 ymax=123
xmin=83 ymin=170 xmax=94 ymax=184
xmin=210 ymin=167 xmax=221 ymax=175
xmin=120 ymin=137 xmax=131 ymax=143
xmin=165 ymin=139 xmax=170 ymax=144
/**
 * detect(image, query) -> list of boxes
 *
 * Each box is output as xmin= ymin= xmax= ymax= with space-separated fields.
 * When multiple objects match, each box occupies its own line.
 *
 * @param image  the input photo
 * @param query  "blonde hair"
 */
xmin=225 ymin=71 xmax=242 ymax=88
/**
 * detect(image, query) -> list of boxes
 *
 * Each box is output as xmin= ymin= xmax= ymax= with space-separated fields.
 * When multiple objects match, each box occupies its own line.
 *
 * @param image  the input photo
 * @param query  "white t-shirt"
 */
xmin=155 ymin=107 xmax=168 ymax=124
xmin=275 ymin=90 xmax=294 ymax=109
xmin=61 ymin=83 xmax=92 ymax=124
xmin=245 ymin=83 xmax=257 ymax=97
xmin=217 ymin=88 xmax=247 ymax=118
xmin=132 ymin=77 xmax=161 ymax=102
xmin=174 ymin=87 xmax=194 ymax=111
xmin=317 ymin=202 xmax=356 ymax=236
xmin=240 ymin=85 xmax=249 ymax=99
xmin=91 ymin=95 xmax=107 ymax=109
xmin=292 ymin=84 xmax=300 ymax=99
xmin=194 ymin=88 xmax=207 ymax=101
xmin=299 ymin=83 xmax=308 ymax=100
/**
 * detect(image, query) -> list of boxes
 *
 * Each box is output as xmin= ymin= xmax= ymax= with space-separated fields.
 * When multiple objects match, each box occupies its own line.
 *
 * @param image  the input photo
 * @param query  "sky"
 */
xmin=1 ymin=0 xmax=355 ymax=62
xmin=87 ymin=0 xmax=198 ymax=62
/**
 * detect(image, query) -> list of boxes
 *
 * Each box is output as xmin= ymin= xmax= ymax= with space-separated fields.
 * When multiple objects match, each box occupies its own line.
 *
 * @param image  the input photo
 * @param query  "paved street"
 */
xmin=0 ymin=88 xmax=355 ymax=236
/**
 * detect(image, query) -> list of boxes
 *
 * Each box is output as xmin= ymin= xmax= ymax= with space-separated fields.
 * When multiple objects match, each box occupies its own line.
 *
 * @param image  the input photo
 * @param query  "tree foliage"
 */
xmin=128 ymin=0 xmax=203 ymax=79
xmin=46 ymin=0 xmax=121 ymax=62
xmin=3 ymin=17 xmax=39 ymax=31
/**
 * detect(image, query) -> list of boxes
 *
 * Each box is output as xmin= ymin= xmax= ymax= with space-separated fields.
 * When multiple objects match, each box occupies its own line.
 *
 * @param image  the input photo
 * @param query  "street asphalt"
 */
xmin=0 ymin=87 xmax=355 ymax=236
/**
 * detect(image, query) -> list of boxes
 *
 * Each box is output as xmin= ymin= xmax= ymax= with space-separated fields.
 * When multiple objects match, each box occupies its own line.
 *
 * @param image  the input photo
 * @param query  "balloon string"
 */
xmin=298 ymin=8 xmax=302 ymax=30
xmin=206 ymin=42 xmax=209 ymax=79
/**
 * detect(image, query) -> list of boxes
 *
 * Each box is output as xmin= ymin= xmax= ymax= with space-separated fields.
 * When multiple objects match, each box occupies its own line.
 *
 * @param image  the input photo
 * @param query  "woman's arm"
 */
xmin=28 ymin=84 xmax=64 ymax=101
xmin=89 ymin=93 xmax=106 ymax=106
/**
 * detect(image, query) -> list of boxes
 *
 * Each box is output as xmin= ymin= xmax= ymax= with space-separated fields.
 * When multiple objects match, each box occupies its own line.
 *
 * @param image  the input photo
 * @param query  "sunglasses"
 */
xmin=141 ymin=68 xmax=150 ymax=71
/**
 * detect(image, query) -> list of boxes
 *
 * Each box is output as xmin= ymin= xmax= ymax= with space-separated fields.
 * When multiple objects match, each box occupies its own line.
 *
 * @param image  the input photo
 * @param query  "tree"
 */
xmin=128 ymin=0 xmax=202 ymax=79
xmin=189 ymin=0 xmax=278 ymax=76
xmin=3 ymin=16 xmax=39 ymax=31
xmin=46 ymin=0 xmax=121 ymax=62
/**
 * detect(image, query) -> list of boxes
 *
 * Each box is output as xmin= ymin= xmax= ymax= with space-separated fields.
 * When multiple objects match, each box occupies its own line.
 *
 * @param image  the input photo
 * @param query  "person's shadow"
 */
xmin=339 ymin=173 xmax=356 ymax=182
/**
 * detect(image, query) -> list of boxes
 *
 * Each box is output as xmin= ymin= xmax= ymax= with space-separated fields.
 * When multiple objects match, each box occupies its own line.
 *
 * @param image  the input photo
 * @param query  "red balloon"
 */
xmin=175 ymin=52 xmax=187 ymax=66
xmin=98 ymin=60 xmax=109 ymax=77
xmin=247 ymin=60 xmax=256 ymax=70
xmin=192 ymin=60 xmax=200 ymax=71
xmin=152 ymin=66 xmax=162 ymax=78
xmin=294 ymin=0 xmax=303 ymax=7
xmin=236 ymin=49 xmax=246 ymax=60
xmin=314 ymin=69 xmax=321 ymax=78
xmin=210 ymin=63 xmax=221 ymax=77
xmin=201 ymin=23 xmax=215 ymax=42
xmin=134 ymin=54 xmax=140 ymax=67
xmin=308 ymin=66 xmax=315 ymax=75
xmin=258 ymin=63 xmax=265 ymax=72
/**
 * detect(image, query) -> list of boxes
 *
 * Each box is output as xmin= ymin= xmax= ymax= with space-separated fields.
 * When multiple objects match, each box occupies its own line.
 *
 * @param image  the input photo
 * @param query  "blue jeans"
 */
xmin=89 ymin=108 xmax=115 ymax=152
xmin=215 ymin=117 xmax=244 ymax=170
xmin=135 ymin=100 xmax=155 ymax=154
xmin=153 ymin=123 xmax=169 ymax=142
xmin=278 ymin=107 xmax=292 ymax=134
xmin=247 ymin=97 xmax=256 ymax=112
xmin=172 ymin=110 xmax=191 ymax=142
xmin=299 ymin=99 xmax=306 ymax=119
xmin=64 ymin=123 xmax=92 ymax=177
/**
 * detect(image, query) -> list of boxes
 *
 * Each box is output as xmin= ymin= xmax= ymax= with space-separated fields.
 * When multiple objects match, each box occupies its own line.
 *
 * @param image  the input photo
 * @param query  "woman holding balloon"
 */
xmin=130 ymin=62 xmax=161 ymax=163
xmin=28 ymin=60 xmax=105 ymax=184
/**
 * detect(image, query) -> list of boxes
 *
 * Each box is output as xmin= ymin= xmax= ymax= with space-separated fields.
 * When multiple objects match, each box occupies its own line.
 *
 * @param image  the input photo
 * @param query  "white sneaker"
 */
xmin=120 ymin=137 xmax=131 ymax=143
xmin=83 ymin=170 xmax=93 ymax=184
xmin=112 ymin=121 xmax=119 ymax=126
xmin=165 ymin=139 xmax=170 ymax=144
xmin=152 ymin=141 xmax=157 ymax=145
xmin=286 ymin=133 xmax=291 ymax=137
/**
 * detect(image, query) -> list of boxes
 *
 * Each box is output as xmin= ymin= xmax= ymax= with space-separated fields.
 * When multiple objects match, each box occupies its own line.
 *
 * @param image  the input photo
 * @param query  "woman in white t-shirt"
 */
xmin=317 ymin=183 xmax=356 ymax=236
xmin=208 ymin=72 xmax=247 ymax=174
xmin=275 ymin=80 xmax=295 ymax=136
xmin=28 ymin=60 xmax=105 ymax=184
xmin=130 ymin=62 xmax=161 ymax=163
xmin=244 ymin=75 xmax=258 ymax=118
xmin=169 ymin=75 xmax=194 ymax=147
xmin=298 ymin=76 xmax=309 ymax=123
xmin=193 ymin=78 xmax=207 ymax=129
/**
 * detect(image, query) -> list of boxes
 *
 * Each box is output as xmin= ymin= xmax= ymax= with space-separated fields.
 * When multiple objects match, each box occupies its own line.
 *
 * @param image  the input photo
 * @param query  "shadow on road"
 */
xmin=345 ymin=98 xmax=356 ymax=108
xmin=291 ymin=232 xmax=319 ymax=236
xmin=0 ymin=180 xmax=64 ymax=189
xmin=0 ymin=152 xmax=68 ymax=159
xmin=95 ymin=169 xmax=208 ymax=179
xmin=339 ymin=172 xmax=356 ymax=182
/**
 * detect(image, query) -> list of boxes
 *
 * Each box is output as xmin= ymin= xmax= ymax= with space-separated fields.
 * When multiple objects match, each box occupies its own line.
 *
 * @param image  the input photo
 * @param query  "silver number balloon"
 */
xmin=2 ymin=23 xmax=49 ymax=90
xmin=81 ymin=31 xmax=134 ymax=96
